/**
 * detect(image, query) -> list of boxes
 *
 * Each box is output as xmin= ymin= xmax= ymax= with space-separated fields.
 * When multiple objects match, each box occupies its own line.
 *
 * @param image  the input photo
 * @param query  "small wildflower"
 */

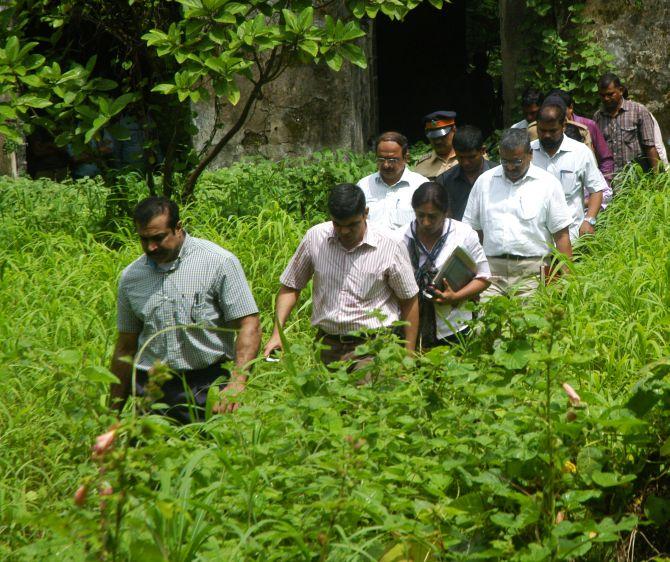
xmin=562 ymin=460 xmax=577 ymax=474
xmin=555 ymin=511 xmax=566 ymax=524
xmin=74 ymin=485 xmax=88 ymax=506
xmin=562 ymin=383 xmax=581 ymax=406
xmin=92 ymin=428 xmax=117 ymax=457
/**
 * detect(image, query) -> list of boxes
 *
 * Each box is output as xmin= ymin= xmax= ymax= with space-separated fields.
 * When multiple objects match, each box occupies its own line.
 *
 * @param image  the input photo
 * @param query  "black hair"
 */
xmin=133 ymin=196 xmax=180 ymax=230
xmin=537 ymin=96 xmax=567 ymax=124
xmin=376 ymin=131 xmax=409 ymax=156
xmin=564 ymin=124 xmax=583 ymax=143
xmin=328 ymin=183 xmax=366 ymax=219
xmin=500 ymin=128 xmax=531 ymax=154
xmin=453 ymin=125 xmax=484 ymax=152
xmin=598 ymin=72 xmax=623 ymax=90
xmin=546 ymin=88 xmax=573 ymax=108
xmin=411 ymin=181 xmax=450 ymax=214
xmin=521 ymin=87 xmax=544 ymax=107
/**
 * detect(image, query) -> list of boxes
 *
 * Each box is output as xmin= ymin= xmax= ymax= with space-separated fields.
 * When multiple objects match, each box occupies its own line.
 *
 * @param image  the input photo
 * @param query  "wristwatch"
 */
xmin=584 ymin=216 xmax=597 ymax=226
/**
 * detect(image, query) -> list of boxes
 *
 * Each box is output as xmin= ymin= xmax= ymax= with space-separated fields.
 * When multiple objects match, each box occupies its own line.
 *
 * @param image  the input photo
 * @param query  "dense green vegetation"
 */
xmin=0 ymin=159 xmax=668 ymax=560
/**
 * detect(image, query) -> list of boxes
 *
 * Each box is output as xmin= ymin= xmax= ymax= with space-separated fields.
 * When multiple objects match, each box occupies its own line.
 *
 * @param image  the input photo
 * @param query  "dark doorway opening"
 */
xmin=375 ymin=1 xmax=500 ymax=144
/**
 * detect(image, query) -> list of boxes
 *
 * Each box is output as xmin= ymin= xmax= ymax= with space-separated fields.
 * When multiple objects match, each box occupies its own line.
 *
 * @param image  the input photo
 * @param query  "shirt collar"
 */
xmin=375 ymin=166 xmax=411 ymax=188
xmin=327 ymin=222 xmax=378 ymax=250
xmin=493 ymin=162 xmax=543 ymax=184
xmin=535 ymin=135 xmax=573 ymax=158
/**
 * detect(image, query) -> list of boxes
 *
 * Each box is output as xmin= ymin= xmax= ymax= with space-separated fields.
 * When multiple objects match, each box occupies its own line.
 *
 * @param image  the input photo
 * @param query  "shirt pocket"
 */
xmin=620 ymin=126 xmax=638 ymax=147
xmin=558 ymin=168 xmax=578 ymax=196
xmin=178 ymin=293 xmax=211 ymax=324
xmin=517 ymin=194 xmax=542 ymax=221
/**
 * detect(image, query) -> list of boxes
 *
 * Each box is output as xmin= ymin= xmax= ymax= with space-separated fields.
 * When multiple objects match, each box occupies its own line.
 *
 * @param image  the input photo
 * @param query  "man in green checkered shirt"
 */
xmin=109 ymin=197 xmax=261 ymax=422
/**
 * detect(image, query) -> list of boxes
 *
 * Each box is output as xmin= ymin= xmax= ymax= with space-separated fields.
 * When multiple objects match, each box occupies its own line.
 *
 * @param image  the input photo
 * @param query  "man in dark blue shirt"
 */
xmin=436 ymin=125 xmax=496 ymax=221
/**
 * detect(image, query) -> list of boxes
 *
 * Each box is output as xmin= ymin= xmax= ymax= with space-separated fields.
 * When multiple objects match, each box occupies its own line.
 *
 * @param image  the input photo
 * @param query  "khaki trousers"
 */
xmin=482 ymin=256 xmax=546 ymax=299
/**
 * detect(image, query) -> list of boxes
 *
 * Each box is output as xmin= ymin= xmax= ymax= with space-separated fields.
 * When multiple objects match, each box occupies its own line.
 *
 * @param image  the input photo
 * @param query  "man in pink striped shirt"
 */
xmin=264 ymin=183 xmax=419 ymax=368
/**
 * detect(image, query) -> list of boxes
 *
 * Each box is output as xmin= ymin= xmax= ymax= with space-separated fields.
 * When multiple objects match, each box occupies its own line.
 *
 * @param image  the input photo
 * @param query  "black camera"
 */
xmin=422 ymin=283 xmax=437 ymax=300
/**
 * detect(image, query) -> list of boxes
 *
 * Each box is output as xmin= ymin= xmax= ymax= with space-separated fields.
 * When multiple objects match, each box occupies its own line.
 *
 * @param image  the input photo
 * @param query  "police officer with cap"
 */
xmin=415 ymin=110 xmax=458 ymax=180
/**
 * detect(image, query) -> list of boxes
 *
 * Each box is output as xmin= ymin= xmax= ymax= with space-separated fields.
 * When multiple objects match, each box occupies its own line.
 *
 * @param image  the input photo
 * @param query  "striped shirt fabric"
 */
xmin=117 ymin=234 xmax=258 ymax=370
xmin=593 ymin=99 xmax=656 ymax=172
xmin=280 ymin=221 xmax=419 ymax=335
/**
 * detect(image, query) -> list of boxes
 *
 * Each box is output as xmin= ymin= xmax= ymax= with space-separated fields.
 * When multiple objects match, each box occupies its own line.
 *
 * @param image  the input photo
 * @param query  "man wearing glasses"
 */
xmin=357 ymin=131 xmax=428 ymax=231
xmin=463 ymin=128 xmax=573 ymax=298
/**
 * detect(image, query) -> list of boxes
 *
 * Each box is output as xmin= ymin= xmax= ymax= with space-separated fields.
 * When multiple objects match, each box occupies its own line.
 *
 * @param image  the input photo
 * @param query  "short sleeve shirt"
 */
xmin=414 ymin=151 xmax=458 ymax=180
xmin=531 ymin=136 xmax=607 ymax=240
xmin=280 ymin=222 xmax=419 ymax=335
xmin=593 ymin=99 xmax=657 ymax=172
xmin=357 ymin=167 xmax=428 ymax=231
xmin=462 ymin=163 xmax=572 ymax=257
xmin=436 ymin=159 xmax=497 ymax=221
xmin=117 ymin=234 xmax=258 ymax=370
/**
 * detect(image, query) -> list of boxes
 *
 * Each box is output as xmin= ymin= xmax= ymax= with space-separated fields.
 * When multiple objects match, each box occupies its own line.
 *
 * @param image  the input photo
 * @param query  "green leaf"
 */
xmin=298 ymin=39 xmax=319 ymax=58
xmin=82 ymin=366 xmax=120 ymax=385
xmin=644 ymin=495 xmax=670 ymax=525
xmin=591 ymin=471 xmax=636 ymax=488
xmin=4 ymin=36 xmax=20 ymax=63
xmin=110 ymin=93 xmax=136 ymax=116
xmin=152 ymin=83 xmax=177 ymax=95
xmin=0 ymin=105 xmax=17 ymax=120
xmin=325 ymin=52 xmax=343 ymax=71
xmin=660 ymin=436 xmax=670 ymax=457
xmin=15 ymin=94 xmax=52 ymax=109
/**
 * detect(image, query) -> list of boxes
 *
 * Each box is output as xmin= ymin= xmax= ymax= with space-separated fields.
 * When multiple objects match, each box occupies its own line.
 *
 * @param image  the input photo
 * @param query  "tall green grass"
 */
xmin=0 ymin=164 xmax=668 ymax=560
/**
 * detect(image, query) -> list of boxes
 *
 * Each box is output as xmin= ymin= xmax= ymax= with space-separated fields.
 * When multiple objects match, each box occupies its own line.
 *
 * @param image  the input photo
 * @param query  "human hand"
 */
xmin=431 ymin=278 xmax=460 ymax=305
xmin=579 ymin=221 xmax=595 ymax=236
xmin=213 ymin=377 xmax=246 ymax=414
xmin=263 ymin=333 xmax=283 ymax=358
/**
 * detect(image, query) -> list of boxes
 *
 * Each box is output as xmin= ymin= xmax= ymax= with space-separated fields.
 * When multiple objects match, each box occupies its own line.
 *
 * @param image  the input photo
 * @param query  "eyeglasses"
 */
xmin=376 ymin=157 xmax=401 ymax=165
xmin=501 ymin=158 xmax=525 ymax=167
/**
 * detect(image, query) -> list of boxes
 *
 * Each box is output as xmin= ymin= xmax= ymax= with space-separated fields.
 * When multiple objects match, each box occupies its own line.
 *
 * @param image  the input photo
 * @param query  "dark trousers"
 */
xmin=317 ymin=330 xmax=376 ymax=372
xmin=136 ymin=363 xmax=230 ymax=424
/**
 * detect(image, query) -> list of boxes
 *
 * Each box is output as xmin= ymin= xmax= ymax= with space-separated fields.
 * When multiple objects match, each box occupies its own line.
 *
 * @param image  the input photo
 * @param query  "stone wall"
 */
xmin=586 ymin=0 xmax=670 ymax=140
xmin=191 ymin=35 xmax=375 ymax=168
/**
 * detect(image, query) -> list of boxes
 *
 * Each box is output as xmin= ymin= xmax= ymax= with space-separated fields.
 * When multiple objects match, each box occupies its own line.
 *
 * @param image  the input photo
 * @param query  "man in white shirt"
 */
xmin=463 ymin=128 xmax=573 ymax=298
xmin=532 ymin=99 xmax=606 ymax=240
xmin=357 ymin=131 xmax=428 ymax=231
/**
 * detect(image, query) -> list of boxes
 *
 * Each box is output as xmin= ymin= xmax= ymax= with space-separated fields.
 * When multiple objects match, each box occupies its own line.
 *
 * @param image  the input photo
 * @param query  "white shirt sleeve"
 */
xmin=463 ymin=227 xmax=491 ymax=279
xmin=581 ymin=149 xmax=607 ymax=195
xmin=462 ymin=178 xmax=483 ymax=231
xmin=545 ymin=181 xmax=573 ymax=234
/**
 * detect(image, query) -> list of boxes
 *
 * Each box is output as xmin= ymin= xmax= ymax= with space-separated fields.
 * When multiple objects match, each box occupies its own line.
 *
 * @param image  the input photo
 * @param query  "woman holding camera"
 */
xmin=402 ymin=181 xmax=491 ymax=349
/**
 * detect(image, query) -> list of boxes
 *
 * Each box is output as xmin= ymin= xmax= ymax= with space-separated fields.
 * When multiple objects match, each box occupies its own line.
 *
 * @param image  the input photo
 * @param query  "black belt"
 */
xmin=137 ymin=361 xmax=228 ymax=381
xmin=490 ymin=254 xmax=544 ymax=261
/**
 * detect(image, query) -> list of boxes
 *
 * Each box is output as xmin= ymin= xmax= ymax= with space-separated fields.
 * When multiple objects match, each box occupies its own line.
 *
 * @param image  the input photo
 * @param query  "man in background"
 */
xmin=357 ymin=131 xmax=427 ymax=231
xmin=594 ymin=72 xmax=660 ymax=174
xmin=415 ymin=111 xmax=459 ymax=179
xmin=436 ymin=125 xmax=496 ymax=221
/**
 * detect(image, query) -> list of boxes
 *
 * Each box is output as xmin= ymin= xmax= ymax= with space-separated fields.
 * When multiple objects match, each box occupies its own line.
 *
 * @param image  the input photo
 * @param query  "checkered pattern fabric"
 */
xmin=117 ymin=234 xmax=258 ymax=370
